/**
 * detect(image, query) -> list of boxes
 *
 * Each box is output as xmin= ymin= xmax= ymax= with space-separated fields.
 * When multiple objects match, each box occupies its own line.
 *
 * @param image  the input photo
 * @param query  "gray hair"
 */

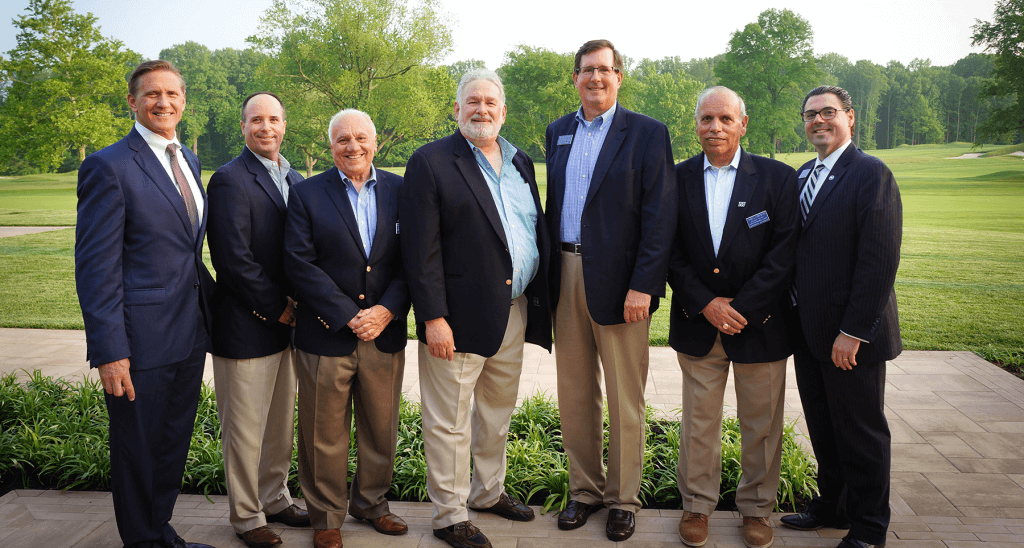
xmin=456 ymin=68 xmax=505 ymax=106
xmin=328 ymin=109 xmax=376 ymax=142
xmin=695 ymin=86 xmax=747 ymax=119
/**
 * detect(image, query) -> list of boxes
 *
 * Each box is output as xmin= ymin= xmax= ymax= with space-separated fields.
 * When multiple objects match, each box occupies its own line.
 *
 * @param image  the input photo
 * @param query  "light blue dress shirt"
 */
xmin=560 ymin=103 xmax=617 ymax=244
xmin=338 ymin=165 xmax=377 ymax=258
xmin=250 ymin=146 xmax=291 ymax=205
xmin=703 ymin=147 xmax=742 ymax=256
xmin=467 ymin=136 xmax=539 ymax=299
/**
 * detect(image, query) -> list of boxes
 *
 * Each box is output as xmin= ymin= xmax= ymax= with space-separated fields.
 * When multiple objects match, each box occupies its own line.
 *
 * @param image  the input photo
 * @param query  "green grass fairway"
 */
xmin=1 ymin=143 xmax=1021 ymax=364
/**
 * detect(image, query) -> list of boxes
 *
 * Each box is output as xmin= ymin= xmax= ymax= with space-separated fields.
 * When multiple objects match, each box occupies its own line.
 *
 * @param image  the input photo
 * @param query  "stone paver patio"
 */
xmin=2 ymin=327 xmax=1024 ymax=546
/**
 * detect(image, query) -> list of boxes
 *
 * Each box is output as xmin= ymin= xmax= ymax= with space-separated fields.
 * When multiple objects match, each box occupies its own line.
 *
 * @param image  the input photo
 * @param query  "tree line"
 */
xmin=0 ymin=0 xmax=1020 ymax=177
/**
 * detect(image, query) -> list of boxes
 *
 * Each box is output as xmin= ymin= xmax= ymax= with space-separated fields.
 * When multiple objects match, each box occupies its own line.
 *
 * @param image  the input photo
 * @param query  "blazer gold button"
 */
xmin=366 ymin=266 xmax=371 ymax=272
xmin=359 ymin=294 xmax=365 ymax=300
xmin=506 ymin=279 xmax=512 ymax=285
xmin=713 ymin=268 xmax=720 ymax=274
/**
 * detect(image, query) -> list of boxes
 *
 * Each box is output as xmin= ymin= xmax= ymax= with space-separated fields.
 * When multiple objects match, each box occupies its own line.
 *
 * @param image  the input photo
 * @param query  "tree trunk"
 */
xmin=78 ymin=145 xmax=86 ymax=162
xmin=192 ymin=136 xmax=199 ymax=155
xmin=305 ymin=154 xmax=317 ymax=178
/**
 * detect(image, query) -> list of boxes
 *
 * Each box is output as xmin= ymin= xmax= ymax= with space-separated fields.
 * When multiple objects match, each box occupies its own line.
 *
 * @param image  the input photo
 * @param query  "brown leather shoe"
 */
xmin=469 ymin=491 xmax=535 ymax=521
xmin=742 ymin=516 xmax=773 ymax=548
xmin=363 ymin=512 xmax=408 ymax=535
xmin=557 ymin=500 xmax=602 ymax=530
xmin=267 ymin=504 xmax=311 ymax=527
xmin=313 ymin=528 xmax=342 ymax=548
xmin=678 ymin=511 xmax=709 ymax=547
xmin=236 ymin=525 xmax=282 ymax=548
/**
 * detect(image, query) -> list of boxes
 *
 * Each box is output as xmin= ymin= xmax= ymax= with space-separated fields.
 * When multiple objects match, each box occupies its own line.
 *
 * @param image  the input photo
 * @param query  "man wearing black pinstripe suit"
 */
xmin=781 ymin=86 xmax=902 ymax=548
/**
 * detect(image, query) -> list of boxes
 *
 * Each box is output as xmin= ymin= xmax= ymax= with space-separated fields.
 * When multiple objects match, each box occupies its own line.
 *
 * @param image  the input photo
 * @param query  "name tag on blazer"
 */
xmin=557 ymin=134 xmax=573 ymax=146
xmin=746 ymin=210 xmax=770 ymax=228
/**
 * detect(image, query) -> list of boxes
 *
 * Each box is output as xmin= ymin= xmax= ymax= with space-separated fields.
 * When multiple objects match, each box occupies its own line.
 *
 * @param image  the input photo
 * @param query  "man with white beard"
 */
xmin=399 ymin=68 xmax=552 ymax=548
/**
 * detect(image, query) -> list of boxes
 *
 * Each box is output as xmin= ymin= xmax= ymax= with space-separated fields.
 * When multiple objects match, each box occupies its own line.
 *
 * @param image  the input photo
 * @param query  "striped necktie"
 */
xmin=166 ymin=144 xmax=198 ymax=238
xmin=799 ymin=164 xmax=824 ymax=224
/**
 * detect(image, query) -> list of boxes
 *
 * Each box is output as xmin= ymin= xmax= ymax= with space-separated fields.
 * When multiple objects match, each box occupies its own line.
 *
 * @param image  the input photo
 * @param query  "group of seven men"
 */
xmin=75 ymin=38 xmax=902 ymax=548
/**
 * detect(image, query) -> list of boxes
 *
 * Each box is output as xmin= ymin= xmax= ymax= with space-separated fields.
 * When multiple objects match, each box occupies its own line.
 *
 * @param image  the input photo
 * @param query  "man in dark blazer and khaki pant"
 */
xmin=781 ymin=85 xmax=902 ymax=548
xmin=207 ymin=92 xmax=309 ymax=548
xmin=284 ymin=109 xmax=410 ymax=548
xmin=671 ymin=86 xmax=799 ymax=548
xmin=545 ymin=39 xmax=676 ymax=542
xmin=75 ymin=60 xmax=215 ymax=548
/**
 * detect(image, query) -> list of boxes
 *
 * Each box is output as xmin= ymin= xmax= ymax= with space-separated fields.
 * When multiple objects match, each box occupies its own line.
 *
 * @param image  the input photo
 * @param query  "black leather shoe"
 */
xmin=470 ymin=491 xmax=535 ymax=521
xmin=837 ymin=539 xmax=885 ymax=548
xmin=433 ymin=520 xmax=492 ymax=548
xmin=780 ymin=512 xmax=850 ymax=531
xmin=557 ymin=500 xmax=602 ymax=530
xmin=166 ymin=537 xmax=214 ymax=548
xmin=606 ymin=509 xmax=635 ymax=541
xmin=265 ymin=504 xmax=310 ymax=527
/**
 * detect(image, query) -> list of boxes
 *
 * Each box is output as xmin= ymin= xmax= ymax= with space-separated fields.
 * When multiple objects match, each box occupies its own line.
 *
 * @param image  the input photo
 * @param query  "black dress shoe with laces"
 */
xmin=265 ymin=504 xmax=310 ymax=527
xmin=557 ymin=500 xmax=602 ymax=530
xmin=470 ymin=491 xmax=535 ymax=521
xmin=433 ymin=520 xmax=492 ymax=548
xmin=606 ymin=509 xmax=635 ymax=541
xmin=780 ymin=512 xmax=850 ymax=531
xmin=836 ymin=539 xmax=885 ymax=548
xmin=165 ymin=537 xmax=214 ymax=548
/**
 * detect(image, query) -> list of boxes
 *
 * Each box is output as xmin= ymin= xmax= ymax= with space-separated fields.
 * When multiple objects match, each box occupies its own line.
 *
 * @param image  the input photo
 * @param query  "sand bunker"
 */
xmin=946 ymin=153 xmax=985 ymax=159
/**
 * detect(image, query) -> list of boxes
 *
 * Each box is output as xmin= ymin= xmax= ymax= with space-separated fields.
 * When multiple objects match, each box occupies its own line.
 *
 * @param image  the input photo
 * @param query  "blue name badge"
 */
xmin=557 ymin=134 xmax=573 ymax=146
xmin=746 ymin=210 xmax=770 ymax=228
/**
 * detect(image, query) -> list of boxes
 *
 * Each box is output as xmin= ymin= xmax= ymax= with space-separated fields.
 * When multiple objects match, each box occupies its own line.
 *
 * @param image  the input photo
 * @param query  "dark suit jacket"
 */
xmin=207 ymin=147 xmax=303 ymax=360
xmin=75 ymin=127 xmax=215 ymax=369
xmin=400 ymin=131 xmax=552 ymax=357
xmin=545 ymin=104 xmax=676 ymax=325
xmin=284 ymin=167 xmax=409 ymax=357
xmin=792 ymin=144 xmax=903 ymax=362
xmin=668 ymin=149 xmax=799 ymax=363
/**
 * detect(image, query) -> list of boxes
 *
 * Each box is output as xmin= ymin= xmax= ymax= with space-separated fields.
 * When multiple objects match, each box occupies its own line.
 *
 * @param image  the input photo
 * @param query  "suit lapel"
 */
xmin=368 ymin=172 xmax=392 ymax=263
xmin=242 ymin=147 xmax=287 ymax=213
xmin=717 ymin=150 xmax=758 ymax=258
xmin=804 ymin=145 xmax=857 ymax=228
xmin=452 ymin=134 xmax=509 ymax=249
xmin=685 ymin=154 xmax=717 ymax=261
xmin=321 ymin=169 xmax=365 ymax=255
xmin=551 ymin=116 xmax=579 ymax=218
xmin=127 ymin=129 xmax=195 ymax=240
xmin=585 ymin=105 xmax=627 ymax=209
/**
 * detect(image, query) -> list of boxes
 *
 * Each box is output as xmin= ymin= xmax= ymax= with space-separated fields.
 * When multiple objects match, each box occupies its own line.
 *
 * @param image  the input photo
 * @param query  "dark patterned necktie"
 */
xmin=166 ymin=143 xmax=198 ymax=238
xmin=799 ymin=164 xmax=824 ymax=224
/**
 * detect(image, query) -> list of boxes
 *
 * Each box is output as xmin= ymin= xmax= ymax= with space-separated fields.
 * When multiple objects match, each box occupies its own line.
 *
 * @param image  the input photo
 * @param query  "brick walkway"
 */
xmin=2 ymin=327 xmax=1024 ymax=546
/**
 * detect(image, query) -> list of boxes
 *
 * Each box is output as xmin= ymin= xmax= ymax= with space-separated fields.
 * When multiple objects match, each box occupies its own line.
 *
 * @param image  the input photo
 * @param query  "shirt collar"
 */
xmin=575 ymin=102 xmax=617 ymax=128
xmin=338 ymin=165 xmax=377 ymax=190
xmin=135 ymin=121 xmax=179 ymax=150
xmin=248 ymin=146 xmax=291 ymax=174
xmin=465 ymin=135 xmax=515 ymax=164
xmin=703 ymin=146 xmax=742 ymax=172
xmin=818 ymin=139 xmax=852 ymax=171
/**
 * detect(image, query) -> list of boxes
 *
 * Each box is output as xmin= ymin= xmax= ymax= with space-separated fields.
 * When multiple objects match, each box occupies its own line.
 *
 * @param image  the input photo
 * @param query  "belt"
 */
xmin=560 ymin=242 xmax=582 ymax=254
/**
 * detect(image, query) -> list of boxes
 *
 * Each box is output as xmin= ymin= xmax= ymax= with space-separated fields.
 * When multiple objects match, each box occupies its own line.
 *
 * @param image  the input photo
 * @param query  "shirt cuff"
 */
xmin=840 ymin=330 xmax=869 ymax=343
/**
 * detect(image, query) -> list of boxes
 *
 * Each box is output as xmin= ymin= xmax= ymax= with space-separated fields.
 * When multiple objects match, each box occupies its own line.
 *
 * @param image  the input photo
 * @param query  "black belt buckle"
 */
xmin=561 ymin=242 xmax=582 ymax=255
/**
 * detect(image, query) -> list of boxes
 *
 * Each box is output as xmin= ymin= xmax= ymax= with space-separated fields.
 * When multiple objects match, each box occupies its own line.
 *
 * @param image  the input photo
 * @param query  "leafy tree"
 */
xmin=497 ymin=45 xmax=577 ymax=159
xmin=627 ymin=58 xmax=702 ymax=160
xmin=0 ymin=0 xmax=140 ymax=174
xmin=680 ymin=55 xmax=723 ymax=88
xmin=842 ymin=60 xmax=888 ymax=149
xmin=971 ymin=0 xmax=1024 ymax=141
xmin=248 ymin=0 xmax=454 ymax=164
xmin=715 ymin=9 xmax=822 ymax=157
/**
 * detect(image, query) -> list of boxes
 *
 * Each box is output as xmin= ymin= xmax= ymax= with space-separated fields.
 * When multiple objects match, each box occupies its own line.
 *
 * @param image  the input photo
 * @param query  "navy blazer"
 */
xmin=284 ymin=167 xmax=409 ymax=356
xmin=400 ymin=131 xmax=552 ymax=357
xmin=207 ymin=147 xmax=303 ymax=360
xmin=792 ymin=145 xmax=903 ymax=362
xmin=75 ymin=127 xmax=215 ymax=369
xmin=545 ymin=104 xmax=676 ymax=325
xmin=669 ymin=149 xmax=799 ymax=363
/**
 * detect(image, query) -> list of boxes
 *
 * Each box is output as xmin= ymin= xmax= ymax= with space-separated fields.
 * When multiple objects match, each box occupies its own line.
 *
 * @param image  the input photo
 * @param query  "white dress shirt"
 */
xmin=134 ymin=121 xmax=204 ymax=219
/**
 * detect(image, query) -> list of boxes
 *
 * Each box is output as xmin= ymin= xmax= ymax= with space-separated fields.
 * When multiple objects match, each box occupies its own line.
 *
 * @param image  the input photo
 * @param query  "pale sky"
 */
xmin=0 ymin=0 xmax=1000 ymax=70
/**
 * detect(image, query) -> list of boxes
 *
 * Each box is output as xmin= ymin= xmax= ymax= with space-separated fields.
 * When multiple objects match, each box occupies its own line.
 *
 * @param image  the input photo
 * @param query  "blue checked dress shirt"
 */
xmin=339 ymin=165 xmax=377 ymax=258
xmin=467 ymin=137 xmax=539 ymax=299
xmin=560 ymin=103 xmax=617 ymax=244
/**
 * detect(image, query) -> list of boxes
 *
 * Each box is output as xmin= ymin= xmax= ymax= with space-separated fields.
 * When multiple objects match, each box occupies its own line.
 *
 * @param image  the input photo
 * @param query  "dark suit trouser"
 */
xmin=791 ymin=315 xmax=890 ymax=545
xmin=106 ymin=322 xmax=208 ymax=548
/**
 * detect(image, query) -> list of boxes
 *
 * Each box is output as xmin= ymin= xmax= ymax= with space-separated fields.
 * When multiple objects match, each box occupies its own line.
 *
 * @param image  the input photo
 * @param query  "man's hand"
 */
xmin=348 ymin=305 xmax=395 ymax=341
xmin=98 ymin=358 xmax=135 ymax=401
xmin=424 ymin=317 xmax=456 ymax=361
xmin=278 ymin=297 xmax=297 ymax=326
xmin=832 ymin=332 xmax=860 ymax=370
xmin=623 ymin=289 xmax=652 ymax=323
xmin=702 ymin=297 xmax=748 ymax=335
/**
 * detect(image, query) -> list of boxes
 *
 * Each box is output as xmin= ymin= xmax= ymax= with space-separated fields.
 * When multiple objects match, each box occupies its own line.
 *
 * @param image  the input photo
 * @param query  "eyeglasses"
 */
xmin=801 ymin=107 xmax=850 ymax=122
xmin=575 ymin=66 xmax=620 ymax=77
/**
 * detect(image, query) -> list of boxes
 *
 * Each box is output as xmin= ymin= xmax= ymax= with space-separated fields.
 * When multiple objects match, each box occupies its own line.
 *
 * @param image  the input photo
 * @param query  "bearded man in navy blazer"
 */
xmin=207 ymin=92 xmax=309 ymax=548
xmin=400 ymin=69 xmax=551 ymax=548
xmin=545 ymin=39 xmax=675 ymax=542
xmin=780 ymin=85 xmax=902 ymax=548
xmin=284 ymin=109 xmax=410 ymax=548
xmin=75 ymin=60 xmax=215 ymax=548
xmin=671 ymin=86 xmax=799 ymax=548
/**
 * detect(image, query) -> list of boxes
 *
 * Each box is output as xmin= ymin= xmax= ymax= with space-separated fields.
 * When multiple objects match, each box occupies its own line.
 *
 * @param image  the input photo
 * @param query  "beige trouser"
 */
xmin=554 ymin=252 xmax=650 ymax=514
xmin=677 ymin=334 xmax=787 ymax=517
xmin=212 ymin=348 xmax=297 ymax=534
xmin=294 ymin=342 xmax=406 ymax=529
xmin=419 ymin=295 xmax=527 ymax=529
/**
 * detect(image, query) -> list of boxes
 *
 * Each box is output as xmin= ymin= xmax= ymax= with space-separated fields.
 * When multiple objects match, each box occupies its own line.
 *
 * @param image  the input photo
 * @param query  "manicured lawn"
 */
xmin=1 ymin=143 xmax=1021 ymax=366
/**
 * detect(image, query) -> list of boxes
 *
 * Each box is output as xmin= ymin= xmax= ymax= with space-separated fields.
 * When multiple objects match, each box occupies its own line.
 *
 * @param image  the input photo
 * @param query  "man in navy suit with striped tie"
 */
xmin=781 ymin=85 xmax=902 ymax=548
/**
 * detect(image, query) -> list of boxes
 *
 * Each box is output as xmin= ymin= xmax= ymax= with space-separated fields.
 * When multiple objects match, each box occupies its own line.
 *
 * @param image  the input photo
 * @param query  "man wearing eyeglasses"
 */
xmin=781 ymin=85 xmax=902 ymax=548
xmin=545 ymin=38 xmax=675 ymax=542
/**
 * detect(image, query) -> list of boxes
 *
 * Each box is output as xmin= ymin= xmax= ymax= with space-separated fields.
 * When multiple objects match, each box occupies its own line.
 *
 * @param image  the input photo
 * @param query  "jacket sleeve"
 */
xmin=629 ymin=122 xmax=677 ymax=297
xmin=399 ymin=151 xmax=449 ymax=322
